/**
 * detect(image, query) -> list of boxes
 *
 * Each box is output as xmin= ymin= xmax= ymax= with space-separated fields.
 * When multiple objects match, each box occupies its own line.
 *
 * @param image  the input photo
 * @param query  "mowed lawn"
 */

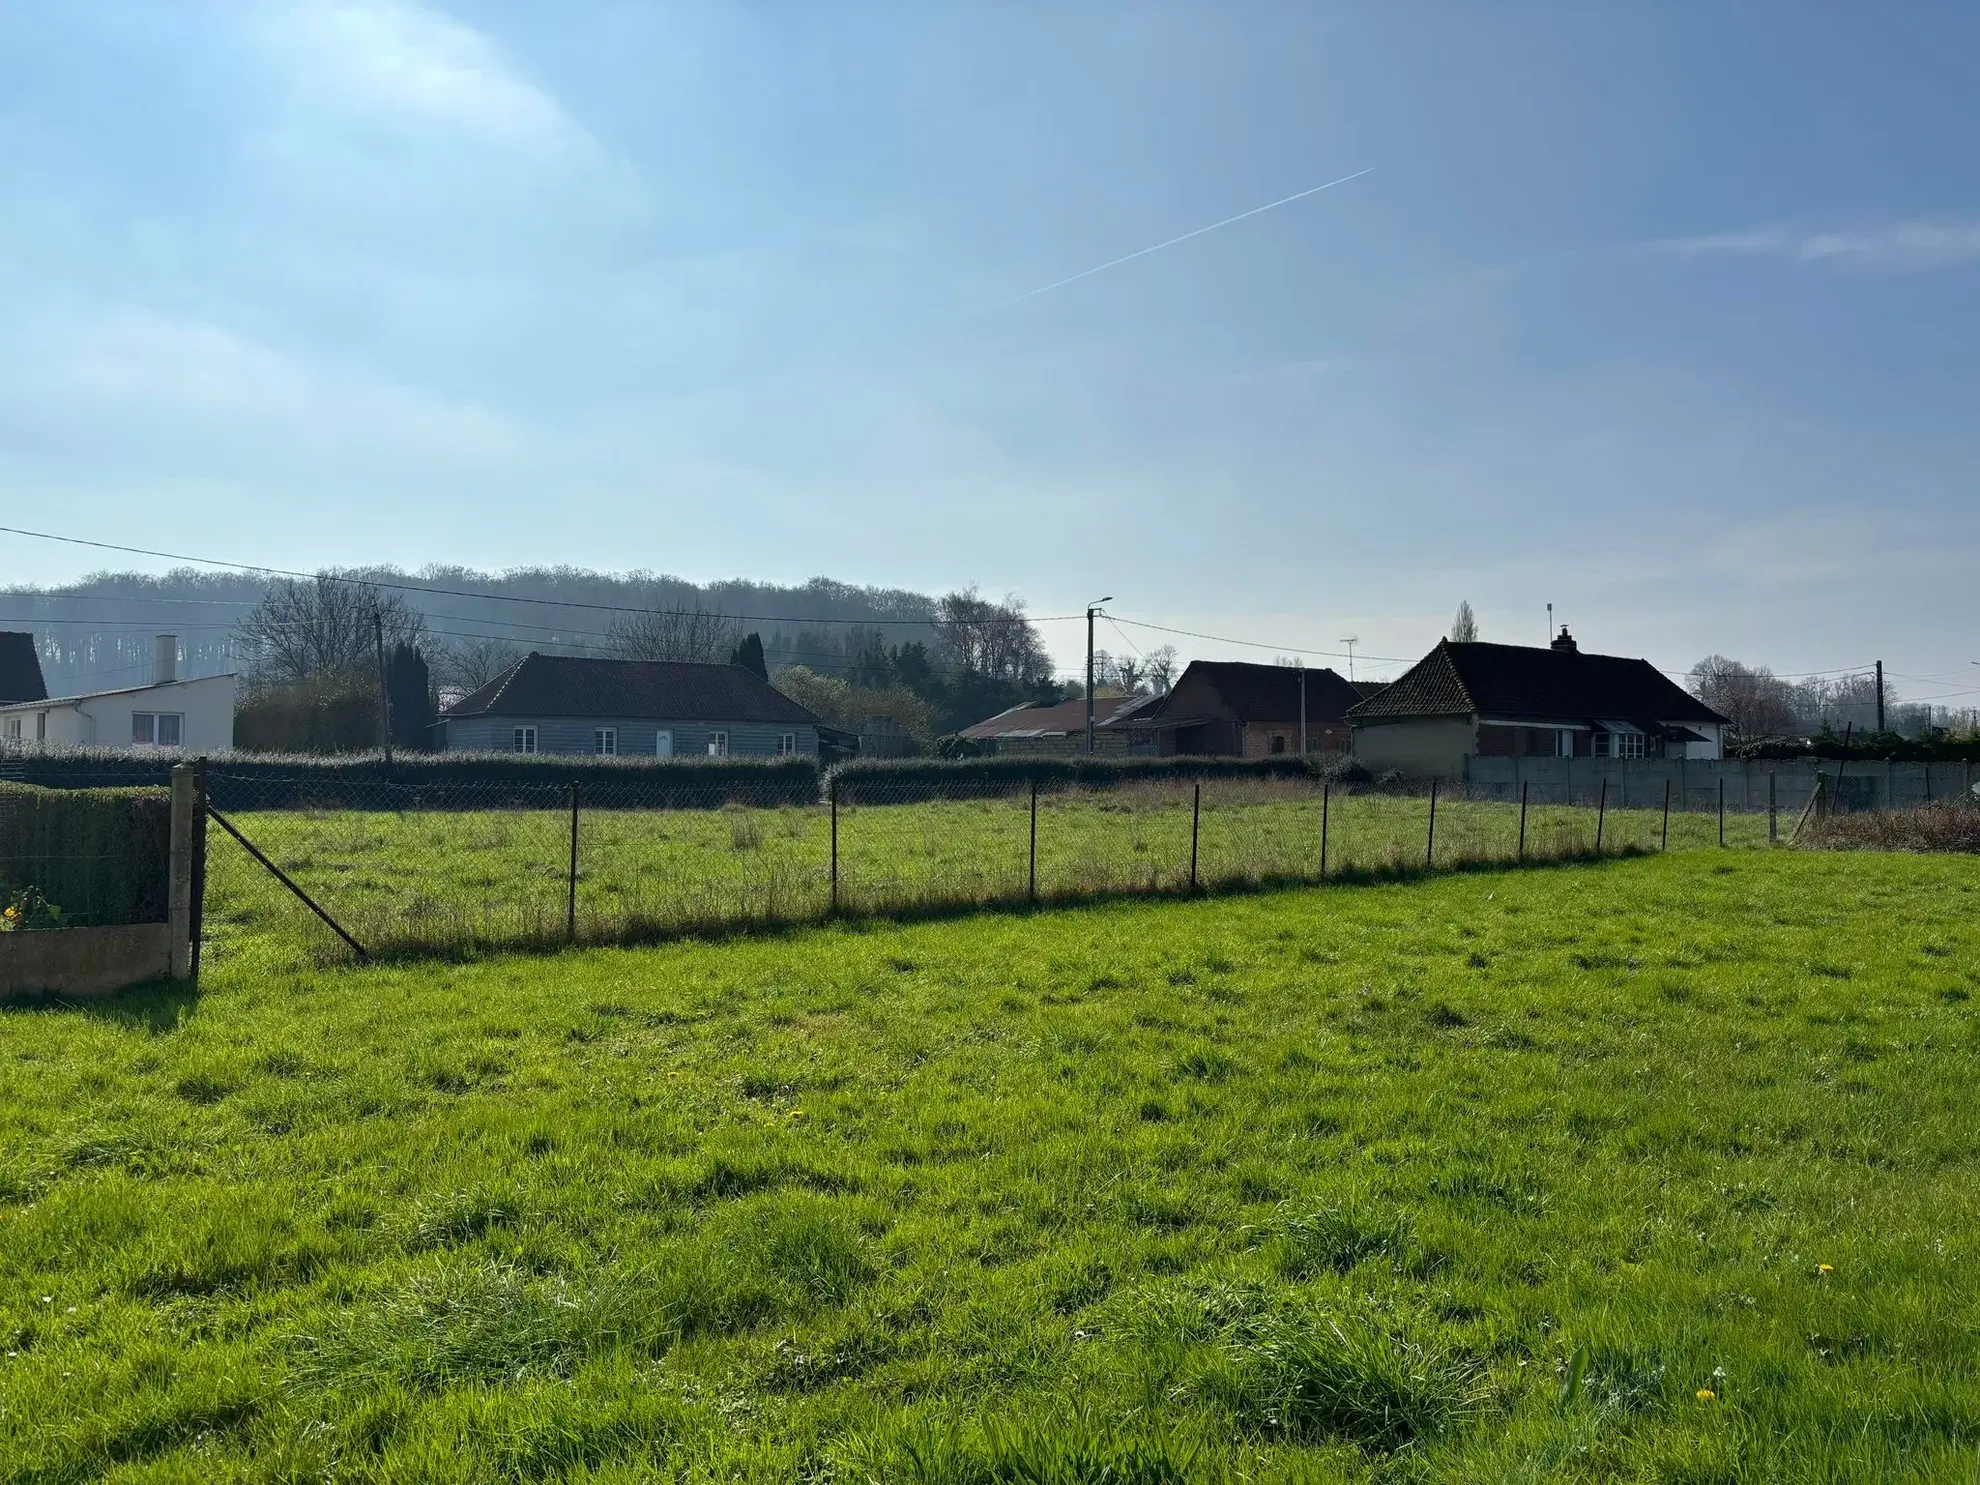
xmin=3 ymin=849 xmax=1978 ymax=1482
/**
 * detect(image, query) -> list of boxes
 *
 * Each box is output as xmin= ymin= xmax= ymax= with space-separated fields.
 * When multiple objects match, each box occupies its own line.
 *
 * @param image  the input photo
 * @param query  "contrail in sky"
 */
xmin=971 ymin=167 xmax=1373 ymax=315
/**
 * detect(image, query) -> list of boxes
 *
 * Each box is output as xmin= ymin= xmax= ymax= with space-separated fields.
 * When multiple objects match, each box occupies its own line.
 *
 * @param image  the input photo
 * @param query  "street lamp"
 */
xmin=1086 ymin=597 xmax=1114 ymax=755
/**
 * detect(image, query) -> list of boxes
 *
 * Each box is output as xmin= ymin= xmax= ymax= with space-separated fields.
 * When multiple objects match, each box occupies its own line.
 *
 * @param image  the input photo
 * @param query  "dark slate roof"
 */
xmin=0 ymin=632 xmax=47 ymax=706
xmin=1346 ymin=641 xmax=1727 ymax=727
xmin=1183 ymin=661 xmax=1364 ymax=724
xmin=442 ymin=653 xmax=822 ymax=725
xmin=960 ymin=694 xmax=1155 ymax=740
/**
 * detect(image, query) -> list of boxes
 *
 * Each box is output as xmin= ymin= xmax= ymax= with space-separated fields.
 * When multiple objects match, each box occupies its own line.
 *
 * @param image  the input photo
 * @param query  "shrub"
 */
xmin=9 ymin=751 xmax=821 ymax=812
xmin=829 ymin=754 xmax=1343 ymax=804
xmin=0 ymin=782 xmax=172 ymax=926
xmin=1799 ymin=803 xmax=1980 ymax=854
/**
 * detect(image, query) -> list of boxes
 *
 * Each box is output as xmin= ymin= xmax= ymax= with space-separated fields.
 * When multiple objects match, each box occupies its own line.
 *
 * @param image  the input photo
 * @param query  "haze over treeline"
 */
xmin=7 ymin=566 xmax=942 ymax=694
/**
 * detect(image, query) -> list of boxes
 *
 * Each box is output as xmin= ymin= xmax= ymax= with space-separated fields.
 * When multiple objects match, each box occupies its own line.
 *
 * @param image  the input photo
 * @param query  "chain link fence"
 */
xmin=192 ymin=768 xmax=1794 ymax=965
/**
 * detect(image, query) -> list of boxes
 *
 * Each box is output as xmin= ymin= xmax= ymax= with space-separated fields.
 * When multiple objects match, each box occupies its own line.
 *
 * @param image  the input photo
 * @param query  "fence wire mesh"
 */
xmin=188 ymin=767 xmax=1816 ymax=965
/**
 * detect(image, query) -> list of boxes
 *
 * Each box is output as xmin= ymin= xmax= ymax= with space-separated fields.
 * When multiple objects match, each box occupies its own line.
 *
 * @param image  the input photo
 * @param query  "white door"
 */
xmin=655 ymin=729 xmax=673 ymax=757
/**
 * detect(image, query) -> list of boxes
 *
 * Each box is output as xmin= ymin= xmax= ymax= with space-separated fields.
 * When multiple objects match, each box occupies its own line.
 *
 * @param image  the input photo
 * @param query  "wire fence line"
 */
xmin=188 ymin=769 xmax=1787 ymax=965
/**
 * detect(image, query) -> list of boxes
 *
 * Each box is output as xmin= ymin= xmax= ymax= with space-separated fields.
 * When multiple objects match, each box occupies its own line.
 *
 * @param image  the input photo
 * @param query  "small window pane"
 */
xmin=595 ymin=729 xmax=616 ymax=756
xmin=132 ymin=713 xmax=156 ymax=745
xmin=157 ymin=714 xmax=182 ymax=747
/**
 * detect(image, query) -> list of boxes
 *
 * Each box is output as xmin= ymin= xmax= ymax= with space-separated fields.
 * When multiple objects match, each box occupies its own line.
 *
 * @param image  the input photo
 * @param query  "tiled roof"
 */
xmin=443 ymin=654 xmax=822 ymax=725
xmin=1184 ymin=661 xmax=1364 ymax=724
xmin=960 ymin=694 xmax=1153 ymax=740
xmin=1347 ymin=641 xmax=1726 ymax=726
xmin=0 ymin=633 xmax=46 ymax=706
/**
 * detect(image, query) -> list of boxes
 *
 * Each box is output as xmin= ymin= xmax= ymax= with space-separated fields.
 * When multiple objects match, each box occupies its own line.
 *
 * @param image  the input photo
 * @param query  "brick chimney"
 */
xmin=1550 ymin=625 xmax=1578 ymax=653
xmin=155 ymin=634 xmax=177 ymax=684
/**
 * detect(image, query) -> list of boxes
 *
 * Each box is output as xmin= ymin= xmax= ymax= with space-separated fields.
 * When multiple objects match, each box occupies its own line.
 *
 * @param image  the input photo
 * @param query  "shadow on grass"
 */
xmin=335 ymin=845 xmax=1662 ymax=968
xmin=0 ymin=974 xmax=200 ymax=1031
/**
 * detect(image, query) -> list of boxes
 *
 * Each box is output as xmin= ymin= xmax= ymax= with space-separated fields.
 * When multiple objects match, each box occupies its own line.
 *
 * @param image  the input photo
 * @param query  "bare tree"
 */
xmin=235 ymin=574 xmax=423 ymax=686
xmin=1144 ymin=645 xmax=1179 ymax=694
xmin=606 ymin=604 xmax=741 ymax=664
xmin=934 ymin=587 xmax=1052 ymax=685
xmin=431 ymin=636 xmax=523 ymax=693
xmin=1687 ymin=655 xmax=1800 ymax=740
xmin=1450 ymin=600 xmax=1479 ymax=643
xmin=1112 ymin=654 xmax=1146 ymax=694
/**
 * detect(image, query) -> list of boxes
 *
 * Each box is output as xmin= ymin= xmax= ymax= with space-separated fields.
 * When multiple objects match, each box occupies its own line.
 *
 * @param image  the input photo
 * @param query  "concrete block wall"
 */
xmin=1462 ymin=756 xmax=1980 ymax=814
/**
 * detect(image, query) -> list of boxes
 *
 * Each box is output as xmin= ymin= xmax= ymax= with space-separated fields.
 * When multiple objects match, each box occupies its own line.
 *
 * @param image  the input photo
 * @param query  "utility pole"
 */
xmin=1340 ymin=637 xmax=1358 ymax=684
xmin=1546 ymin=602 xmax=1553 ymax=647
xmin=1085 ymin=596 xmax=1113 ymax=755
xmin=1875 ymin=660 xmax=1885 ymax=734
xmin=373 ymin=608 xmax=394 ymax=765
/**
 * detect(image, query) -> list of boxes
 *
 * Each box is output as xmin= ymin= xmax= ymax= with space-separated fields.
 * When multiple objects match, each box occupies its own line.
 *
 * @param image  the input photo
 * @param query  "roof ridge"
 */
xmin=478 ymin=651 xmax=534 ymax=715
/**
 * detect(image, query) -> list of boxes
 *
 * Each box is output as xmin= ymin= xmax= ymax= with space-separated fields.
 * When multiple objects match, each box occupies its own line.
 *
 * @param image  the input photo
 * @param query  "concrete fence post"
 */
xmin=168 ymin=763 xmax=197 ymax=980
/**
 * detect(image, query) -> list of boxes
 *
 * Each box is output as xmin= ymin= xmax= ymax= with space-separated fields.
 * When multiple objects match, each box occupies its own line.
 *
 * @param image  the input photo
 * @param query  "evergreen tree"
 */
xmin=729 ymin=632 xmax=768 ymax=680
xmin=385 ymin=643 xmax=436 ymax=750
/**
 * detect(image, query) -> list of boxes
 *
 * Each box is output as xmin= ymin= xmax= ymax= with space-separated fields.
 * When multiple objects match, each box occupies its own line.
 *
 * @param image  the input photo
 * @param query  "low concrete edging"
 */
xmin=0 ymin=923 xmax=173 ymax=1000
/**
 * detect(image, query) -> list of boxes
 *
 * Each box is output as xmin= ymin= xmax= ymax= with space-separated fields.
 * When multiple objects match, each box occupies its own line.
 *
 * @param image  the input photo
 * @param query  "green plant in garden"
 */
xmin=0 ymin=887 xmax=64 ymax=932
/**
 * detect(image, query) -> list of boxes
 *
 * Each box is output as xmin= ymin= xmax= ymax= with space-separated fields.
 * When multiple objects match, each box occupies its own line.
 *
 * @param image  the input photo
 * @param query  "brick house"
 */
xmin=1113 ymin=661 xmax=1365 ymax=757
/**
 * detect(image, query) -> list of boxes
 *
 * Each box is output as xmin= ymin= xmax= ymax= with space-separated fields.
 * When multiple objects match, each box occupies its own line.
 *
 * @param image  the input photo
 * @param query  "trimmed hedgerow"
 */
xmin=6 ymin=751 xmax=822 ymax=812
xmin=829 ymin=753 xmax=1367 ymax=803
xmin=0 ymin=782 xmax=172 ymax=927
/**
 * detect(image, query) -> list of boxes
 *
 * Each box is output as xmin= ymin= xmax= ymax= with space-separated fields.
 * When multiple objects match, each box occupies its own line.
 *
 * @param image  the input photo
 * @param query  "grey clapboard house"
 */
xmin=437 ymin=653 xmax=824 ymax=758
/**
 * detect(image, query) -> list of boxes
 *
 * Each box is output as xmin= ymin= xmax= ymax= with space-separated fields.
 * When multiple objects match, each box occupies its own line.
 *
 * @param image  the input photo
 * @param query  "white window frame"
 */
xmin=36 ymin=711 xmax=46 ymax=742
xmin=1615 ymin=731 xmax=1645 ymax=760
xmin=3 ymin=717 xmax=19 ymax=742
xmin=512 ymin=725 xmax=538 ymax=755
xmin=708 ymin=730 xmax=729 ymax=757
xmin=777 ymin=732 xmax=796 ymax=756
xmin=654 ymin=729 xmax=673 ymax=757
xmin=131 ymin=712 xmax=156 ymax=745
xmin=156 ymin=713 xmax=182 ymax=747
xmin=594 ymin=727 xmax=617 ymax=757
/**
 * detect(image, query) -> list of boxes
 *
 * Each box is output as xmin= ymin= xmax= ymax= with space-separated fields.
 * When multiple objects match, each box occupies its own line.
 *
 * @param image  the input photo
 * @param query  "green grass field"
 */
xmin=3 ymin=845 xmax=1976 ymax=1481
xmin=203 ymin=783 xmax=1770 ymax=959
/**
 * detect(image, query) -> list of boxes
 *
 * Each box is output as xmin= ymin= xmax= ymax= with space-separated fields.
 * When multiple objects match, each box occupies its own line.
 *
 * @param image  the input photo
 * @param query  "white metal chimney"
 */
xmin=155 ymin=634 xmax=177 ymax=685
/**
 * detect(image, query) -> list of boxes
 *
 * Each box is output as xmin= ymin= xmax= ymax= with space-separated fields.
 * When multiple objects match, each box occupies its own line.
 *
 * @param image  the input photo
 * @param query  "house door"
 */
xmin=655 ymin=729 xmax=673 ymax=757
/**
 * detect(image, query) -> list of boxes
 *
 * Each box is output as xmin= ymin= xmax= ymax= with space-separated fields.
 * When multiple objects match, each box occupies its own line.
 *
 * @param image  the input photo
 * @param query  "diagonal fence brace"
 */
xmin=206 ymin=803 xmax=370 ymax=962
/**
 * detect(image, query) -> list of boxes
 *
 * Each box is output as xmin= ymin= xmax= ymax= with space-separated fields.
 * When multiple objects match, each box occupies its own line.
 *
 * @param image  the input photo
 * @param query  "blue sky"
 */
xmin=3 ymin=1 xmax=1978 ymax=696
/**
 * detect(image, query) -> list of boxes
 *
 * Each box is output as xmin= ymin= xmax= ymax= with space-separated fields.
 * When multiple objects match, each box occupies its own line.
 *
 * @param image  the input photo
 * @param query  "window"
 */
xmin=3 ymin=718 xmax=18 ymax=742
xmin=1615 ymin=731 xmax=1645 ymax=760
xmin=708 ymin=731 xmax=729 ymax=757
xmin=777 ymin=733 xmax=796 ymax=756
xmin=36 ymin=712 xmax=46 ymax=742
xmin=1269 ymin=734 xmax=1287 ymax=755
xmin=130 ymin=712 xmax=183 ymax=746
xmin=655 ymin=729 xmax=673 ymax=757
xmin=594 ymin=728 xmax=617 ymax=756
xmin=512 ymin=726 xmax=538 ymax=754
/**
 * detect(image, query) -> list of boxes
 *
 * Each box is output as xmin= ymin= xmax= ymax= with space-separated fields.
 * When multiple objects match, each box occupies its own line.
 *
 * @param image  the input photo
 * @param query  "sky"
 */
xmin=2 ymin=1 xmax=1979 ymax=698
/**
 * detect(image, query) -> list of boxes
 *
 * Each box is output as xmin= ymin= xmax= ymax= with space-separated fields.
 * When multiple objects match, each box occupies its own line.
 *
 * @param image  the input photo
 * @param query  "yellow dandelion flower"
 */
xmin=1816 ymin=1263 xmax=1834 ymax=1276
xmin=1696 ymin=1388 xmax=1716 ymax=1401
xmin=789 ymin=1108 xmax=808 ymax=1121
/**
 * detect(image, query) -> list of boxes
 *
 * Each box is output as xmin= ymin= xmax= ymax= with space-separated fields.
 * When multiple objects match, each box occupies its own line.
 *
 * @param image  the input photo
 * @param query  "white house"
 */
xmin=0 ymin=634 xmax=237 ymax=753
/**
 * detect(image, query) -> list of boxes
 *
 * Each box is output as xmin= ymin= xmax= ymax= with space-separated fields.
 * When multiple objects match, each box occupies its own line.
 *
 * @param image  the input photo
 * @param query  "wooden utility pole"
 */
xmin=1875 ymin=660 xmax=1885 ymax=733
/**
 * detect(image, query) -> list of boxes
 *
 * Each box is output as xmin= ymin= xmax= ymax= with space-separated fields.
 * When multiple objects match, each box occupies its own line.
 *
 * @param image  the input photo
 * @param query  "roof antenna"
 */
xmin=1546 ymin=603 xmax=1552 ymax=648
xmin=1340 ymin=637 xmax=1358 ymax=683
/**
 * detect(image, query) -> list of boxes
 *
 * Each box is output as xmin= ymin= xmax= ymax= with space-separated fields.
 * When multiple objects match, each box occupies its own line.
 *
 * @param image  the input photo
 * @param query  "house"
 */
xmin=1345 ymin=628 xmax=1728 ymax=777
xmin=0 ymin=633 xmax=237 ymax=753
xmin=1112 ymin=661 xmax=1365 ymax=757
xmin=958 ymin=693 xmax=1163 ymax=755
xmin=436 ymin=653 xmax=825 ymax=758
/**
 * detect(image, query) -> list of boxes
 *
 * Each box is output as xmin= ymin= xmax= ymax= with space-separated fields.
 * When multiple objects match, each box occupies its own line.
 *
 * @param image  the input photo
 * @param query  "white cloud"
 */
xmin=58 ymin=309 xmax=522 ymax=463
xmin=261 ymin=0 xmax=576 ymax=146
xmin=1657 ymin=219 xmax=1980 ymax=272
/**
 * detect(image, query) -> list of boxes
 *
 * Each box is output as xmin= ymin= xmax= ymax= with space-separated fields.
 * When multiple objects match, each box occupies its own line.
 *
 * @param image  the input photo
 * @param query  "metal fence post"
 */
xmin=567 ymin=781 xmax=580 ymax=944
xmin=1189 ymin=782 xmax=1200 ymax=891
xmin=829 ymin=775 xmax=840 ymax=914
xmin=1595 ymin=777 xmax=1607 ymax=852
xmin=1028 ymin=778 xmax=1038 ymax=903
xmin=1518 ymin=780 xmax=1528 ymax=862
xmin=1661 ymin=778 xmax=1671 ymax=851
xmin=1320 ymin=783 xmax=1330 ymax=879
xmin=1768 ymin=772 xmax=1778 ymax=845
xmin=1718 ymin=778 xmax=1725 ymax=847
xmin=1426 ymin=779 xmax=1438 ymax=868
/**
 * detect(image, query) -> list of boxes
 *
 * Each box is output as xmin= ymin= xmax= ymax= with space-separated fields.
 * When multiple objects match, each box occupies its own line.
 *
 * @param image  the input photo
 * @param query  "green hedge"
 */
xmin=830 ymin=753 xmax=1362 ymax=803
xmin=0 ymin=782 xmax=172 ymax=927
xmin=9 ymin=751 xmax=822 ymax=811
